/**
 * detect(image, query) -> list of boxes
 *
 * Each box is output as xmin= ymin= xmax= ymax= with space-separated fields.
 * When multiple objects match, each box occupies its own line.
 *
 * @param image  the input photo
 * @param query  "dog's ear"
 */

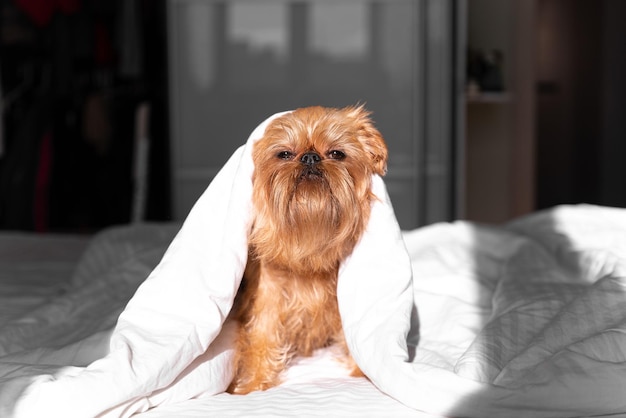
xmin=344 ymin=105 xmax=388 ymax=176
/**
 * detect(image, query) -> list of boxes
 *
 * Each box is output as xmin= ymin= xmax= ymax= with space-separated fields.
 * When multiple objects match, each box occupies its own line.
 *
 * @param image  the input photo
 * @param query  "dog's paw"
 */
xmin=227 ymin=376 xmax=276 ymax=395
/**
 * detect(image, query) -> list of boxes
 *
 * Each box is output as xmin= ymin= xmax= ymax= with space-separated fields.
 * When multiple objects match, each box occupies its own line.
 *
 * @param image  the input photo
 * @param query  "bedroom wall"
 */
xmin=467 ymin=0 xmax=626 ymax=222
xmin=535 ymin=0 xmax=603 ymax=209
xmin=599 ymin=0 xmax=626 ymax=207
xmin=536 ymin=0 xmax=626 ymax=210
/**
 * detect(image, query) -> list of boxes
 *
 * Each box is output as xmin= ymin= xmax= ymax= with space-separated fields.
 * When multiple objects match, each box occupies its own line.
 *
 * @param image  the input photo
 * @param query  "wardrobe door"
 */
xmin=168 ymin=0 xmax=460 ymax=229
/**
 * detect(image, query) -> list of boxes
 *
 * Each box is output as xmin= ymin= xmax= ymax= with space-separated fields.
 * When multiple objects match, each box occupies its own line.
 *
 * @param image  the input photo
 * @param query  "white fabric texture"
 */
xmin=2 ymin=110 xmax=626 ymax=418
xmin=8 ymin=112 xmax=272 ymax=417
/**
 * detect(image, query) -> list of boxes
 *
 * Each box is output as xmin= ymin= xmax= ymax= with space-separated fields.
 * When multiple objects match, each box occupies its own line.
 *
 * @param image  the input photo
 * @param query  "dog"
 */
xmin=227 ymin=105 xmax=388 ymax=394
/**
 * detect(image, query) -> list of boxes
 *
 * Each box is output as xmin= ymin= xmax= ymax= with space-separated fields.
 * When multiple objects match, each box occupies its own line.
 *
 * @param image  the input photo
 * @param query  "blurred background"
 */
xmin=0 ymin=0 xmax=625 ymax=233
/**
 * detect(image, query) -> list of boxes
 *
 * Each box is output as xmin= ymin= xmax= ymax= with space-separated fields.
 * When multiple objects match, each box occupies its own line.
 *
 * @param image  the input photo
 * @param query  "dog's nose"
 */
xmin=300 ymin=152 xmax=321 ymax=165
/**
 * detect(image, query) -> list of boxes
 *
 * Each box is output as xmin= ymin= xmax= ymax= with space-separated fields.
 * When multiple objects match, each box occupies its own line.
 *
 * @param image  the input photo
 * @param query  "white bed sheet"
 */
xmin=0 ymin=222 xmax=429 ymax=417
xmin=2 ymin=204 xmax=626 ymax=417
xmin=0 ymin=232 xmax=89 ymax=328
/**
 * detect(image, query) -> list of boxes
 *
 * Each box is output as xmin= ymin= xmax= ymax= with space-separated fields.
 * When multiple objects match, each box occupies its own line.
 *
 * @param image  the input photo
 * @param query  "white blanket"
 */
xmin=2 ymin=111 xmax=626 ymax=417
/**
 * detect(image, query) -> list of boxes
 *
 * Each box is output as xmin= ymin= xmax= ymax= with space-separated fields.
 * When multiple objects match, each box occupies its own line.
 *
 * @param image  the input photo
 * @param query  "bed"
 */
xmin=2 ymin=203 xmax=626 ymax=417
xmin=2 ymin=111 xmax=626 ymax=417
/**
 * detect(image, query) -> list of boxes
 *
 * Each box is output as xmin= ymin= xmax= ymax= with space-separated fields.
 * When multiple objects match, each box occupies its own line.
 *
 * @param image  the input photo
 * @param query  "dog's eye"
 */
xmin=328 ymin=150 xmax=346 ymax=160
xmin=276 ymin=151 xmax=294 ymax=160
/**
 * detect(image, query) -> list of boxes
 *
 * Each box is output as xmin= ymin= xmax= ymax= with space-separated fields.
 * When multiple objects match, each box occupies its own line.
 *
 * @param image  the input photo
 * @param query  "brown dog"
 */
xmin=227 ymin=105 xmax=388 ymax=394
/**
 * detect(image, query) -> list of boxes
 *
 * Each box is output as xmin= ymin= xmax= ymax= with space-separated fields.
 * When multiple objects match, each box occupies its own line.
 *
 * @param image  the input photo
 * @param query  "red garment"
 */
xmin=14 ymin=0 xmax=81 ymax=27
xmin=94 ymin=22 xmax=115 ymax=66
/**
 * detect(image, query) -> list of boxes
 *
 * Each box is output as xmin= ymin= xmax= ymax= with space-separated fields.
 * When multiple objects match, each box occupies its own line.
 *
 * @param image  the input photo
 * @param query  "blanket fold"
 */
xmin=9 ymin=110 xmax=417 ymax=417
xmin=10 ymin=113 xmax=270 ymax=417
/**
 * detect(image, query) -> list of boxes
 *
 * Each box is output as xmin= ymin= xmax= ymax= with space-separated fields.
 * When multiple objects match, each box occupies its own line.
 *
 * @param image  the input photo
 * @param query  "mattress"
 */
xmin=2 ymin=204 xmax=626 ymax=417
xmin=0 ymin=232 xmax=89 ymax=327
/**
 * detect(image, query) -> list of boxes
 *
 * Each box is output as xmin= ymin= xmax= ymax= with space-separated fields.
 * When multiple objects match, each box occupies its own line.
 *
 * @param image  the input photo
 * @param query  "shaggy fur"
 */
xmin=227 ymin=105 xmax=388 ymax=394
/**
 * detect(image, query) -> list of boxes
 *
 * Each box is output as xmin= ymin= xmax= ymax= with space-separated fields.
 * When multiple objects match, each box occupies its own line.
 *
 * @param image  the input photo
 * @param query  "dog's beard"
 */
xmin=249 ymin=163 xmax=370 ymax=274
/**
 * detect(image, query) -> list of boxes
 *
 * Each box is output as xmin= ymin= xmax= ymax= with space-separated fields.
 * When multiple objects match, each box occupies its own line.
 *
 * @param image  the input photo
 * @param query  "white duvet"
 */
xmin=1 ymin=112 xmax=626 ymax=417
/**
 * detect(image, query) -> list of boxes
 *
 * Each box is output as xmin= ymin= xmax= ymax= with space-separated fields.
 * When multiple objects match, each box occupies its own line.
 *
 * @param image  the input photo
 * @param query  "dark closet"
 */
xmin=0 ymin=0 xmax=169 ymax=232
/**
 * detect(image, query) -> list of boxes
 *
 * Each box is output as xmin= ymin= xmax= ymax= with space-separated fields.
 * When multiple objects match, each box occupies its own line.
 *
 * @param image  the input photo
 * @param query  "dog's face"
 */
xmin=249 ymin=105 xmax=388 ymax=273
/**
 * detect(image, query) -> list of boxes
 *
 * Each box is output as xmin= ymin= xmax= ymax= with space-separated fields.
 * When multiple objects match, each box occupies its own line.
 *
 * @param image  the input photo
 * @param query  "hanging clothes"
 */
xmin=13 ymin=0 xmax=82 ymax=27
xmin=117 ymin=0 xmax=144 ymax=78
xmin=0 ymin=95 xmax=51 ymax=230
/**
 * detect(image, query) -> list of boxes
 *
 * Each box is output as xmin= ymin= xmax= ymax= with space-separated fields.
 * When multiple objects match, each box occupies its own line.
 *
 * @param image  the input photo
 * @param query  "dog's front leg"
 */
xmin=227 ymin=260 xmax=293 ymax=394
xmin=227 ymin=316 xmax=289 ymax=394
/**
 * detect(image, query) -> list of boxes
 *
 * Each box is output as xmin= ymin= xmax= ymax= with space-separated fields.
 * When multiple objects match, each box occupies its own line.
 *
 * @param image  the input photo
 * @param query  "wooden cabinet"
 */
xmin=463 ymin=0 xmax=536 ymax=223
